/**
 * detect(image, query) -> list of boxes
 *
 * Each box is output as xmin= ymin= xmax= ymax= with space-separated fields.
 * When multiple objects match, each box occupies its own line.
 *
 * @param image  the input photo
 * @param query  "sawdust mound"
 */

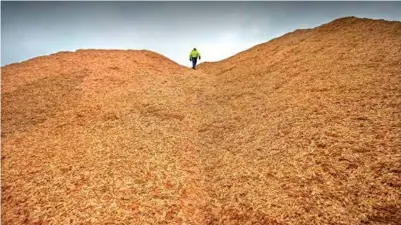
xmin=2 ymin=17 xmax=401 ymax=224
xmin=2 ymin=49 xmax=185 ymax=137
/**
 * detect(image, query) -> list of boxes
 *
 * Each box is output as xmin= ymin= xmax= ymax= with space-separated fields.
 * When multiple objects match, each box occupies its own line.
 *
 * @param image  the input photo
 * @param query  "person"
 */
xmin=189 ymin=48 xmax=201 ymax=69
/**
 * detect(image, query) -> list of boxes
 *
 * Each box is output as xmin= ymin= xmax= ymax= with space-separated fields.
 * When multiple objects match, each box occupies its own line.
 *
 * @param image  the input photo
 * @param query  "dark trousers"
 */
xmin=191 ymin=58 xmax=198 ymax=69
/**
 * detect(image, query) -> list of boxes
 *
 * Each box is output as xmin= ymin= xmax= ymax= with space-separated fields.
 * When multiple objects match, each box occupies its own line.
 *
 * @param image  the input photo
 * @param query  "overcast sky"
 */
xmin=2 ymin=1 xmax=401 ymax=67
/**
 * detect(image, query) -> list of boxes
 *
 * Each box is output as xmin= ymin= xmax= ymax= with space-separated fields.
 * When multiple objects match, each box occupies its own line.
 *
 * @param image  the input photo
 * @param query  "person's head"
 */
xmin=193 ymin=48 xmax=197 ymax=51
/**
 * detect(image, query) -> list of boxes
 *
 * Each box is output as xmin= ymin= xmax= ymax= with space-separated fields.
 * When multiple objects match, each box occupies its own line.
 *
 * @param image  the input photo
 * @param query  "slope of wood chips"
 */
xmin=2 ymin=17 xmax=401 ymax=224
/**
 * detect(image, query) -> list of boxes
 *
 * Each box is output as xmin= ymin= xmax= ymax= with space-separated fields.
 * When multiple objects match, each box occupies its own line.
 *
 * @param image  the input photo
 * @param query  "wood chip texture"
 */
xmin=2 ymin=16 xmax=401 ymax=225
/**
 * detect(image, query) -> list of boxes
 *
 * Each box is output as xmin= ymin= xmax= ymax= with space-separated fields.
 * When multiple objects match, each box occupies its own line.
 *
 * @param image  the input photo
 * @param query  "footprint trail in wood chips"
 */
xmin=2 ymin=17 xmax=401 ymax=225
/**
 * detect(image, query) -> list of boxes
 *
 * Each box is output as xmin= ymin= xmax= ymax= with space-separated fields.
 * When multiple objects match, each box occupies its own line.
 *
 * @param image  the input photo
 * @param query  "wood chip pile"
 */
xmin=2 ymin=17 xmax=401 ymax=224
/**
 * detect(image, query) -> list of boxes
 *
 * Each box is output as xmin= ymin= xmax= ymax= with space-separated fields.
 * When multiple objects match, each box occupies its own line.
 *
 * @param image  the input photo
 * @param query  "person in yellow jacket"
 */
xmin=189 ymin=48 xmax=201 ymax=69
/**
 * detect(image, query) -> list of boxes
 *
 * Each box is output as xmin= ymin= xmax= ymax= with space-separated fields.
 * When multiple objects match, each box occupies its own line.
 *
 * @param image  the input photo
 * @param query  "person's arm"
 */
xmin=198 ymin=52 xmax=201 ymax=60
xmin=189 ymin=52 xmax=192 ymax=61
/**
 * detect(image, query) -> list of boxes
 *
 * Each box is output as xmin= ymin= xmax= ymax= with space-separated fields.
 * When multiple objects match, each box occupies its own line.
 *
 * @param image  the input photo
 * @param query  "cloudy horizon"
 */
xmin=2 ymin=1 xmax=401 ymax=67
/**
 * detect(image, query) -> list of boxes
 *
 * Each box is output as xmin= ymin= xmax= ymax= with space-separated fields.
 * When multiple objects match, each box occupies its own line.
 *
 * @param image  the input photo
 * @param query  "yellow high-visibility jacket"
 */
xmin=189 ymin=50 xmax=201 ymax=59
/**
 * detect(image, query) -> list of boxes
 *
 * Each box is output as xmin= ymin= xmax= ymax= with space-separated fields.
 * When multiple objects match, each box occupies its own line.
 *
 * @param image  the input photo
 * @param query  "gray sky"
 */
xmin=2 ymin=1 xmax=401 ymax=67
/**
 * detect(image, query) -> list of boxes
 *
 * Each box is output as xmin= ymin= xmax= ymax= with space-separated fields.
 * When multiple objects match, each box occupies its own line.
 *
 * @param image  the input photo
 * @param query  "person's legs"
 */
xmin=192 ymin=58 xmax=197 ymax=69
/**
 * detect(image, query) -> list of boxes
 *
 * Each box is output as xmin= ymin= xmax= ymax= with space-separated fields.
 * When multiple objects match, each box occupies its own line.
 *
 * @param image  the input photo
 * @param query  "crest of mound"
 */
xmin=2 ymin=49 xmax=186 ymax=93
xmin=199 ymin=16 xmax=401 ymax=76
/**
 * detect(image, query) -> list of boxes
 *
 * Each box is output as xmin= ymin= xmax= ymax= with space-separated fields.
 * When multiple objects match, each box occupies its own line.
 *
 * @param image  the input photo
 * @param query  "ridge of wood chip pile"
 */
xmin=2 ymin=17 xmax=401 ymax=224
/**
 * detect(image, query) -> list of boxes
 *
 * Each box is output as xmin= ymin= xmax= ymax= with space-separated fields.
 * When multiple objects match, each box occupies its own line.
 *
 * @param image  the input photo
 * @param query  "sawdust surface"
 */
xmin=2 ymin=17 xmax=401 ymax=224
